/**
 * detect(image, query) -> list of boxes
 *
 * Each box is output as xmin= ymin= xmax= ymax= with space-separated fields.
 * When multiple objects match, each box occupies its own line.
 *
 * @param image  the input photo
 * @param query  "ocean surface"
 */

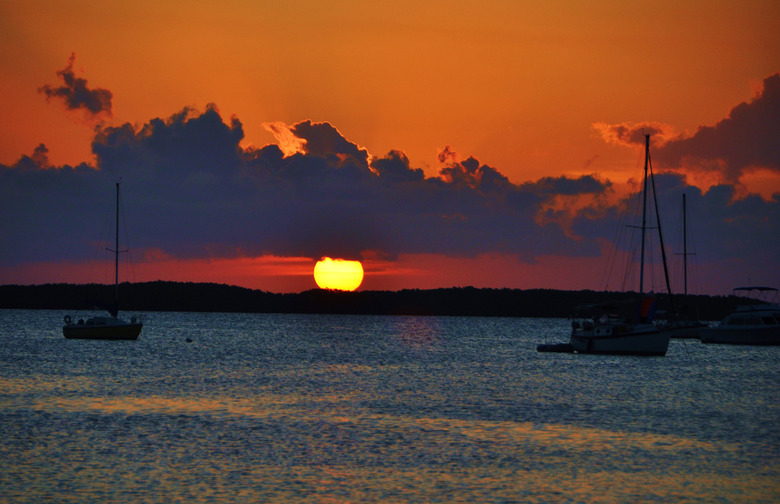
xmin=1 ymin=309 xmax=777 ymax=503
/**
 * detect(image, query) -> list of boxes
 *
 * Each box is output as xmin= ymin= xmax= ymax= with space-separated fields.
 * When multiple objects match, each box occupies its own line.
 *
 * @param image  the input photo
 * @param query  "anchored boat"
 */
xmin=700 ymin=287 xmax=780 ymax=345
xmin=63 ymin=182 xmax=143 ymax=340
xmin=541 ymin=134 xmax=671 ymax=356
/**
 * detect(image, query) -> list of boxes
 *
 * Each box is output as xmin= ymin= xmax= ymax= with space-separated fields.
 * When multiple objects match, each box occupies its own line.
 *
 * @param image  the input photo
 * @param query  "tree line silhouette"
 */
xmin=0 ymin=281 xmax=752 ymax=320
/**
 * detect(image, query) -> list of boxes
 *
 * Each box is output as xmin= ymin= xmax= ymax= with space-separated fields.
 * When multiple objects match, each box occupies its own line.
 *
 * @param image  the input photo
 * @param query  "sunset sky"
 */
xmin=1 ymin=0 xmax=778 ymax=295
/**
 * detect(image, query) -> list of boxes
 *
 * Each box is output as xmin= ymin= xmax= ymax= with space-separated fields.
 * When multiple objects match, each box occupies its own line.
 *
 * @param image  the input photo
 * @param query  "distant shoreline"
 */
xmin=0 ymin=281 xmax=747 ymax=320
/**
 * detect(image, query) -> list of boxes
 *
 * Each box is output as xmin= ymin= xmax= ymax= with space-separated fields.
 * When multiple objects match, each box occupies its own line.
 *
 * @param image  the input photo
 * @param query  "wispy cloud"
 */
xmin=592 ymin=121 xmax=680 ymax=148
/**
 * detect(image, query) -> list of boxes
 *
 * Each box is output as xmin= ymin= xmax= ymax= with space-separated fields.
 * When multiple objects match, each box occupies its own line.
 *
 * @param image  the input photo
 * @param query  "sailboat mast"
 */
xmin=682 ymin=193 xmax=688 ymax=297
xmin=114 ymin=182 xmax=120 ymax=308
xmin=639 ymin=134 xmax=650 ymax=294
xmin=649 ymin=149 xmax=675 ymax=310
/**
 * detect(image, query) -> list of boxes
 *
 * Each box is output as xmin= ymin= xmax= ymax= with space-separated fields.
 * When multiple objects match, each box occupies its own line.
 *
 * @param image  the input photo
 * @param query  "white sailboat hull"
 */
xmin=570 ymin=323 xmax=669 ymax=356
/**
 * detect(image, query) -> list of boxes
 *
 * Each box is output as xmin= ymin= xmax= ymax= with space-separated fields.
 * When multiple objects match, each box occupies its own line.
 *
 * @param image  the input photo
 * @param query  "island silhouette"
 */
xmin=0 ymin=281 xmax=753 ymax=321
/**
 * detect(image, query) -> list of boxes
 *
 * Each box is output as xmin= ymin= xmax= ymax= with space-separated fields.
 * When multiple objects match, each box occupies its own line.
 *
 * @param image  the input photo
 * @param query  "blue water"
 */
xmin=1 ymin=310 xmax=778 ymax=503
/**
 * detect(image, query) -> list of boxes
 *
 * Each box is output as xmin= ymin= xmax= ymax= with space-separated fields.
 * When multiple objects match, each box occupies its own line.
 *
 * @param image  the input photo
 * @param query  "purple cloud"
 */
xmin=594 ymin=73 xmax=780 ymax=186
xmin=39 ymin=53 xmax=113 ymax=118
xmin=654 ymin=73 xmax=780 ymax=183
xmin=1 ymin=107 xmax=611 ymax=266
xmin=2 ymin=72 xmax=778 ymax=292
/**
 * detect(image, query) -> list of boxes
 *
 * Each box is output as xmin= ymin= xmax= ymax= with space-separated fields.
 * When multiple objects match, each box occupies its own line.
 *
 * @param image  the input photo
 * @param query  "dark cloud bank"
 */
xmin=0 ymin=108 xmax=605 ymax=264
xmin=2 ymin=73 xmax=778 ymax=286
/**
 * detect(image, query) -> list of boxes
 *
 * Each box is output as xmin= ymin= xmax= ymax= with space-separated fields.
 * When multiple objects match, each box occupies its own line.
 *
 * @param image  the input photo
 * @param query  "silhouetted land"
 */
xmin=0 ymin=281 xmax=756 ymax=320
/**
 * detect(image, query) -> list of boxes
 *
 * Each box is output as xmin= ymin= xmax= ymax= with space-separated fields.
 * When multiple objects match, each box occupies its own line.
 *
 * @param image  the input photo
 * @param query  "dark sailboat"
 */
xmin=567 ymin=134 xmax=671 ymax=355
xmin=63 ymin=182 xmax=143 ymax=340
xmin=660 ymin=193 xmax=709 ymax=338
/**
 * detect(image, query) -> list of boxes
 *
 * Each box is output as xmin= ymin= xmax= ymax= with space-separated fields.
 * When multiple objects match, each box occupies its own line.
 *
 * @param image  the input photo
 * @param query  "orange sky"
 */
xmin=1 ymin=0 xmax=778 ymax=294
xmin=3 ymin=1 xmax=777 ymax=179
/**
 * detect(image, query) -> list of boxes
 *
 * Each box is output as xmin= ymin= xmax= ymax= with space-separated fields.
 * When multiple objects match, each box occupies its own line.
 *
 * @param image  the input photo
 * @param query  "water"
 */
xmin=1 ymin=310 xmax=777 ymax=503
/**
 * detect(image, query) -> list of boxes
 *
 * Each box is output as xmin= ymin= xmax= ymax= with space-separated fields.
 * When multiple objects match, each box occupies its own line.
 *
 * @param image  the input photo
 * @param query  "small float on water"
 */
xmin=537 ymin=342 xmax=574 ymax=353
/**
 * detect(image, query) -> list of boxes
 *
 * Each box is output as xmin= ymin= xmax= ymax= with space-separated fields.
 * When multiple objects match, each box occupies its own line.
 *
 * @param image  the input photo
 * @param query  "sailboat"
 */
xmin=63 ymin=182 xmax=143 ymax=340
xmin=568 ymin=134 xmax=671 ymax=356
xmin=659 ymin=193 xmax=708 ymax=338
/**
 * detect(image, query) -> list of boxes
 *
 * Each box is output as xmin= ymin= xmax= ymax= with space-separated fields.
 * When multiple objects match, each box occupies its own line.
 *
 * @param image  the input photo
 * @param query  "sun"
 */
xmin=313 ymin=257 xmax=364 ymax=291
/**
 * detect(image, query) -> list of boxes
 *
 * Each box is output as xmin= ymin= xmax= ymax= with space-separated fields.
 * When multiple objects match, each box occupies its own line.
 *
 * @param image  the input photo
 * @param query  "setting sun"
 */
xmin=313 ymin=258 xmax=364 ymax=291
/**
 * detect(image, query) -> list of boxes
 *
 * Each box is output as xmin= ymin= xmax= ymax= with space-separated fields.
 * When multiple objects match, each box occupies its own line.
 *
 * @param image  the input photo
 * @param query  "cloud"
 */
xmin=291 ymin=120 xmax=369 ymax=165
xmin=2 ymin=86 xmax=777 ymax=286
xmin=39 ymin=53 xmax=113 ymax=119
xmin=654 ymin=73 xmax=780 ymax=183
xmin=370 ymin=150 xmax=424 ymax=184
xmin=594 ymin=73 xmax=780 ymax=186
xmin=592 ymin=121 xmax=679 ymax=148
xmin=1 ymin=107 xmax=613 ymax=267
xmin=436 ymin=146 xmax=513 ymax=193
xmin=263 ymin=122 xmax=306 ymax=156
